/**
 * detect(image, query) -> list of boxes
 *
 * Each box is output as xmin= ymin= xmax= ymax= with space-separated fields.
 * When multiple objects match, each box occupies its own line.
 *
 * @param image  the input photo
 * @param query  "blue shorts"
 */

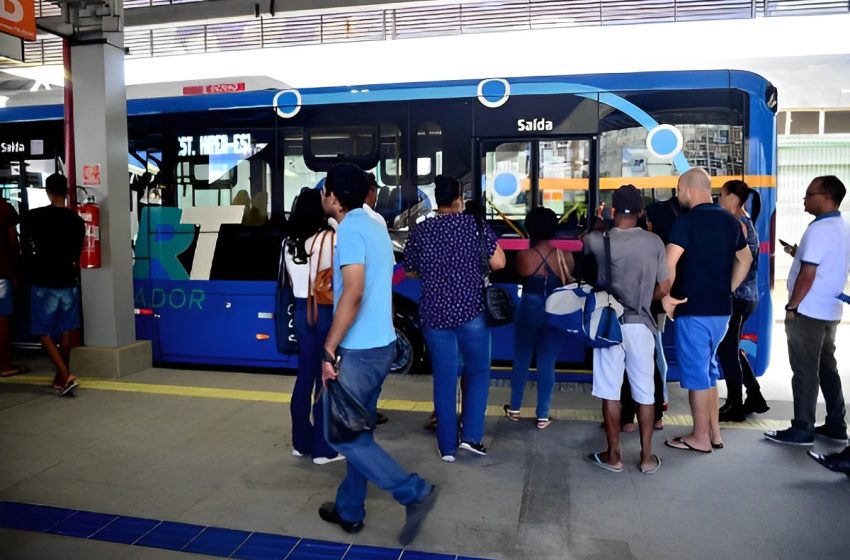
xmin=674 ymin=315 xmax=730 ymax=391
xmin=30 ymin=285 xmax=81 ymax=336
xmin=0 ymin=279 xmax=12 ymax=316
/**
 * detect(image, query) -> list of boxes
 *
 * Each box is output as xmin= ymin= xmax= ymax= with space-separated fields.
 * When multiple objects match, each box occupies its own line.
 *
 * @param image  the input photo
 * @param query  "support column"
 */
xmin=68 ymin=32 xmax=151 ymax=377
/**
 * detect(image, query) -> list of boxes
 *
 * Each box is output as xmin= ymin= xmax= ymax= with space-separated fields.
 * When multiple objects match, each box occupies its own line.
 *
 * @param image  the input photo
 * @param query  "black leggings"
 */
xmin=717 ymin=298 xmax=761 ymax=407
xmin=620 ymin=363 xmax=664 ymax=425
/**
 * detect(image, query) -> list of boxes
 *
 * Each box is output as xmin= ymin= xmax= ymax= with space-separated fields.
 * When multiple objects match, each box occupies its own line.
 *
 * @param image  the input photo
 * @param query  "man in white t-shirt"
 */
xmin=363 ymin=173 xmax=387 ymax=229
xmin=765 ymin=175 xmax=850 ymax=446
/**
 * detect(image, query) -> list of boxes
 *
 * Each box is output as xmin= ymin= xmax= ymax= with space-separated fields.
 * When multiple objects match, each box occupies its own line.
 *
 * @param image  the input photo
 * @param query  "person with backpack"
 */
xmin=585 ymin=185 xmax=670 ymax=474
xmin=505 ymin=207 xmax=574 ymax=429
xmin=283 ymin=188 xmax=341 ymax=465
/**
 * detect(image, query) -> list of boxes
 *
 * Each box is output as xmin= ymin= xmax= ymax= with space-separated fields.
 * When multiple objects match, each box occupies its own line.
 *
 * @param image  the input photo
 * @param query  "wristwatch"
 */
xmin=322 ymin=349 xmax=337 ymax=365
xmin=784 ymin=304 xmax=798 ymax=313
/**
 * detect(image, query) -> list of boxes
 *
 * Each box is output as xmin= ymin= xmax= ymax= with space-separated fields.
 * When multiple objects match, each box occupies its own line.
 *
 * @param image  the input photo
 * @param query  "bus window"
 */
xmin=283 ymin=132 xmax=325 ymax=213
xmin=175 ymin=133 xmax=271 ymax=225
xmin=599 ymin=123 xmax=744 ymax=209
xmin=483 ymin=142 xmax=531 ymax=222
xmin=539 ymin=139 xmax=589 ymax=232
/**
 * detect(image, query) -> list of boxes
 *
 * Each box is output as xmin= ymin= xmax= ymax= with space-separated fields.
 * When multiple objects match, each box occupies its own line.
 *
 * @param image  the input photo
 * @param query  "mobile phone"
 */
xmin=779 ymin=239 xmax=792 ymax=248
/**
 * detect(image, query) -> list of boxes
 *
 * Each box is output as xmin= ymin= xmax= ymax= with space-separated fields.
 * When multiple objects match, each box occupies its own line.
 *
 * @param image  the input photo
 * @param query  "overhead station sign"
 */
xmin=0 ymin=0 xmax=36 ymax=41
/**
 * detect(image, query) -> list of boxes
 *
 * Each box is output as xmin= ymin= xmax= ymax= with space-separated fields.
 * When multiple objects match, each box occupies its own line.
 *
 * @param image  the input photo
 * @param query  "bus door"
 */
xmin=478 ymin=137 xmax=595 ymax=232
xmin=476 ymin=136 xmax=595 ymax=376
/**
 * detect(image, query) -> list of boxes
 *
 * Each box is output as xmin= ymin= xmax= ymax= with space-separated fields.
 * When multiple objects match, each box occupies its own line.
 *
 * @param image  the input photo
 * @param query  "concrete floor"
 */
xmin=1 ymin=317 xmax=849 ymax=560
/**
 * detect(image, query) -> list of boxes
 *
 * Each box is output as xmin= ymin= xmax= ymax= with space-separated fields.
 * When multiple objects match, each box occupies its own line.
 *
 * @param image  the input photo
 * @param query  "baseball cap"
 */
xmin=612 ymin=184 xmax=643 ymax=215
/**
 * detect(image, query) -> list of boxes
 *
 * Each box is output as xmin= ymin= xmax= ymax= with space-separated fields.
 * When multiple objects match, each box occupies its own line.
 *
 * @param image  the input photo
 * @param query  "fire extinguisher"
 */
xmin=78 ymin=196 xmax=101 ymax=269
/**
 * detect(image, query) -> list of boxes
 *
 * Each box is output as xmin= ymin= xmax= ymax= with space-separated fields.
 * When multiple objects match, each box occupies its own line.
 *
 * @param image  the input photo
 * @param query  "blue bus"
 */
xmin=0 ymin=70 xmax=777 ymax=381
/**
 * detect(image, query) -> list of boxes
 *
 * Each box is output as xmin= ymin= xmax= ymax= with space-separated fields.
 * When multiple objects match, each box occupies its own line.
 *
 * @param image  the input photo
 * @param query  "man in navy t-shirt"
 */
xmin=661 ymin=168 xmax=752 ymax=454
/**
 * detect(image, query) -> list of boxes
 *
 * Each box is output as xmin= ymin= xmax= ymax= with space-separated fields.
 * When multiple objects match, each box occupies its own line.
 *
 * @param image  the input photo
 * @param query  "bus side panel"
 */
xmin=136 ymin=279 xmax=296 ymax=368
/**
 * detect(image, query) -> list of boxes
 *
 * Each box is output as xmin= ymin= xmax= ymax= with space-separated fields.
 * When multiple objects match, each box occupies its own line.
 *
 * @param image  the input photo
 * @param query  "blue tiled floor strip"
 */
xmin=0 ymin=501 xmax=489 ymax=560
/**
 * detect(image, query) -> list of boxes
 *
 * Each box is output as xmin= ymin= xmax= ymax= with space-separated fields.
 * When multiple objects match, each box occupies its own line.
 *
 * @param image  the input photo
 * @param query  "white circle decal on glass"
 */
xmin=477 ymin=79 xmax=511 ymax=108
xmin=646 ymin=124 xmax=683 ymax=159
xmin=274 ymin=89 xmax=302 ymax=119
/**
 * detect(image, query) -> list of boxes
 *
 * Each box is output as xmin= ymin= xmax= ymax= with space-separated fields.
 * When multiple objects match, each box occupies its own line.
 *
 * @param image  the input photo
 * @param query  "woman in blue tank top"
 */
xmin=505 ymin=208 xmax=574 ymax=429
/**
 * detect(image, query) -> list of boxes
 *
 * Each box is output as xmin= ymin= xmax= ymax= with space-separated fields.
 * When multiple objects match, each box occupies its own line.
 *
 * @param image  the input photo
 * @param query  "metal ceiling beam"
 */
xmin=36 ymin=0 xmax=458 ymax=36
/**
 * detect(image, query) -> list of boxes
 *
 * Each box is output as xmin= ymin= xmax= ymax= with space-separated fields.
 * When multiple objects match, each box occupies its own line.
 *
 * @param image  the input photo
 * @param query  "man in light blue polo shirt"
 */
xmin=318 ymin=164 xmax=437 ymax=546
xmin=766 ymin=175 xmax=849 ymax=447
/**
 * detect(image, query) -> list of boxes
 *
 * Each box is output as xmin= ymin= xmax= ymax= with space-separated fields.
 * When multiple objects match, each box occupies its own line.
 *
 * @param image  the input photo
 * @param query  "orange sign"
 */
xmin=83 ymin=164 xmax=101 ymax=186
xmin=0 ymin=0 xmax=36 ymax=41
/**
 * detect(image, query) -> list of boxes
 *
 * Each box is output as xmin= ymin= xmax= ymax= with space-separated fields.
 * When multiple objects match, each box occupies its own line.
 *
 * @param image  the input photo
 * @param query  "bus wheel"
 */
xmin=390 ymin=327 xmax=414 ymax=375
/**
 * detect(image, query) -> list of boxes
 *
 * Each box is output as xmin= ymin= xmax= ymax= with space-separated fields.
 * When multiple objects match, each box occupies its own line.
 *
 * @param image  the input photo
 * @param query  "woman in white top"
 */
xmin=283 ymin=187 xmax=341 ymax=464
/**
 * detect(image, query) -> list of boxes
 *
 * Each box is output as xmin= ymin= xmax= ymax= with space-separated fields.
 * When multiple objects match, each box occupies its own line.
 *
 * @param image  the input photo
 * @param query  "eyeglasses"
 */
xmin=803 ymin=191 xmax=828 ymax=199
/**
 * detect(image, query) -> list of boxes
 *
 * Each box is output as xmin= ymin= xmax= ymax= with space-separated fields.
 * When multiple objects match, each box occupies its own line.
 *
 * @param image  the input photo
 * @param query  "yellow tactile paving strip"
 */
xmin=0 ymin=375 xmax=787 ymax=431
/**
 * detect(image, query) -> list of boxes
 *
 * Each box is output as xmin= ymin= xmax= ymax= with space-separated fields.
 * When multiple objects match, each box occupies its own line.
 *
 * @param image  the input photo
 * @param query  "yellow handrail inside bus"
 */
xmin=484 ymin=195 xmax=526 ymax=238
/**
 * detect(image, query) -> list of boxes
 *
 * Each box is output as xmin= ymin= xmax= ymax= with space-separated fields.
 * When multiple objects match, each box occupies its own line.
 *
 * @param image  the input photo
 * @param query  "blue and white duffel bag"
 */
xmin=544 ymin=283 xmax=625 ymax=348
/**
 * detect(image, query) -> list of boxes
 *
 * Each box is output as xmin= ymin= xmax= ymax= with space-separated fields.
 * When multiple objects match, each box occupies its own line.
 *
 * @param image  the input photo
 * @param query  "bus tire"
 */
xmin=390 ymin=326 xmax=414 ymax=375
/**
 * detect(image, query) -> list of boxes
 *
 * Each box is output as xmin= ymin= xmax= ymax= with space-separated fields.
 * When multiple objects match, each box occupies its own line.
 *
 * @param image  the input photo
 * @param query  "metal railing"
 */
xmin=13 ymin=0 xmax=850 ymax=67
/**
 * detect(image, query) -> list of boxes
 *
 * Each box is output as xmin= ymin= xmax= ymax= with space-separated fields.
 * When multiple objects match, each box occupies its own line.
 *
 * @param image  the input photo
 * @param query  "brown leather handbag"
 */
xmin=307 ymin=230 xmax=334 ymax=325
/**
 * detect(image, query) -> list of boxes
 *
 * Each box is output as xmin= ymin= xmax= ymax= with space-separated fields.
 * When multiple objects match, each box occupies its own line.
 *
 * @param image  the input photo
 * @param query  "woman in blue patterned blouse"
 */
xmin=717 ymin=180 xmax=769 ymax=422
xmin=403 ymin=175 xmax=505 ymax=462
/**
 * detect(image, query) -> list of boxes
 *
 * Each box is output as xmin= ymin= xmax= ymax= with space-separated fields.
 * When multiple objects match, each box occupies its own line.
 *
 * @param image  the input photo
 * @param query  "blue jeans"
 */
xmin=324 ymin=342 xmax=431 ymax=524
xmin=291 ymin=298 xmax=336 ymax=459
xmin=422 ymin=313 xmax=491 ymax=456
xmin=509 ymin=294 xmax=567 ymax=420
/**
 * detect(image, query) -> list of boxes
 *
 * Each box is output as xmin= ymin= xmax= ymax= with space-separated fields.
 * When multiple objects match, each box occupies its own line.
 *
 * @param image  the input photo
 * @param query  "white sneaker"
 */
xmin=441 ymin=454 xmax=456 ymax=463
xmin=313 ymin=455 xmax=345 ymax=465
xmin=292 ymin=449 xmax=305 ymax=457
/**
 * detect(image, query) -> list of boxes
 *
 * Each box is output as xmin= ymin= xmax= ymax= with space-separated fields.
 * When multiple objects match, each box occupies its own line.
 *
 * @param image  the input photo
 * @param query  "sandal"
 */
xmin=423 ymin=412 xmax=437 ymax=431
xmin=536 ymin=418 xmax=552 ymax=430
xmin=0 ymin=365 xmax=30 ymax=378
xmin=503 ymin=405 xmax=520 ymax=421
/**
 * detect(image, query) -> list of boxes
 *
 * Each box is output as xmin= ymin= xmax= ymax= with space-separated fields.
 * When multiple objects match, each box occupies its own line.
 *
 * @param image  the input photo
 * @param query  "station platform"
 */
xmin=2 ymin=345 xmax=849 ymax=560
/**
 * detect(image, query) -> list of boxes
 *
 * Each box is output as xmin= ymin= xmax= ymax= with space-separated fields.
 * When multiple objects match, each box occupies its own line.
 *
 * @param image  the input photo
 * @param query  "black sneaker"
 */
xmin=814 ymin=425 xmax=848 ymax=443
xmin=743 ymin=394 xmax=770 ymax=414
xmin=459 ymin=441 xmax=487 ymax=456
xmin=318 ymin=502 xmax=364 ymax=534
xmin=719 ymin=405 xmax=748 ymax=423
xmin=764 ymin=428 xmax=813 ymax=446
xmin=399 ymin=486 xmax=439 ymax=546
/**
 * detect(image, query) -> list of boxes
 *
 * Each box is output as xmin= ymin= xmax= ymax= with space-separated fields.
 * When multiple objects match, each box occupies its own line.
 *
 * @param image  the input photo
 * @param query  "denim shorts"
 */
xmin=30 ymin=285 xmax=81 ymax=336
xmin=0 ymin=279 xmax=11 ymax=316
xmin=674 ymin=315 xmax=730 ymax=391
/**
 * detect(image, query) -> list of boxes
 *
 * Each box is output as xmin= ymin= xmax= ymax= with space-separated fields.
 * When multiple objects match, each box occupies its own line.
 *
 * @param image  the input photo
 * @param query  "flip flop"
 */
xmin=712 ymin=442 xmax=724 ymax=449
xmin=587 ymin=451 xmax=623 ymax=473
xmin=0 ymin=365 xmax=30 ymax=378
xmin=665 ymin=436 xmax=712 ymax=454
xmin=640 ymin=455 xmax=662 ymax=474
xmin=59 ymin=379 xmax=79 ymax=396
xmin=503 ymin=405 xmax=520 ymax=422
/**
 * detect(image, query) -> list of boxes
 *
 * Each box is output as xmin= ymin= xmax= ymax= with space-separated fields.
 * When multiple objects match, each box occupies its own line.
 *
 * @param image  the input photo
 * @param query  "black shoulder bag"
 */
xmin=477 ymin=217 xmax=515 ymax=327
xmin=275 ymin=240 xmax=298 ymax=355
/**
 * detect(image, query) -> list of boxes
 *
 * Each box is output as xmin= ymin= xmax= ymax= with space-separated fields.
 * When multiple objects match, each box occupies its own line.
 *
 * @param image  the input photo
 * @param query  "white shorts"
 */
xmin=592 ymin=323 xmax=655 ymax=405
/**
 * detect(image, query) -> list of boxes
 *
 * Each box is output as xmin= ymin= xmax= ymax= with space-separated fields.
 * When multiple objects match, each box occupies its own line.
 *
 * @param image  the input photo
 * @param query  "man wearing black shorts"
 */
xmin=20 ymin=174 xmax=85 ymax=395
